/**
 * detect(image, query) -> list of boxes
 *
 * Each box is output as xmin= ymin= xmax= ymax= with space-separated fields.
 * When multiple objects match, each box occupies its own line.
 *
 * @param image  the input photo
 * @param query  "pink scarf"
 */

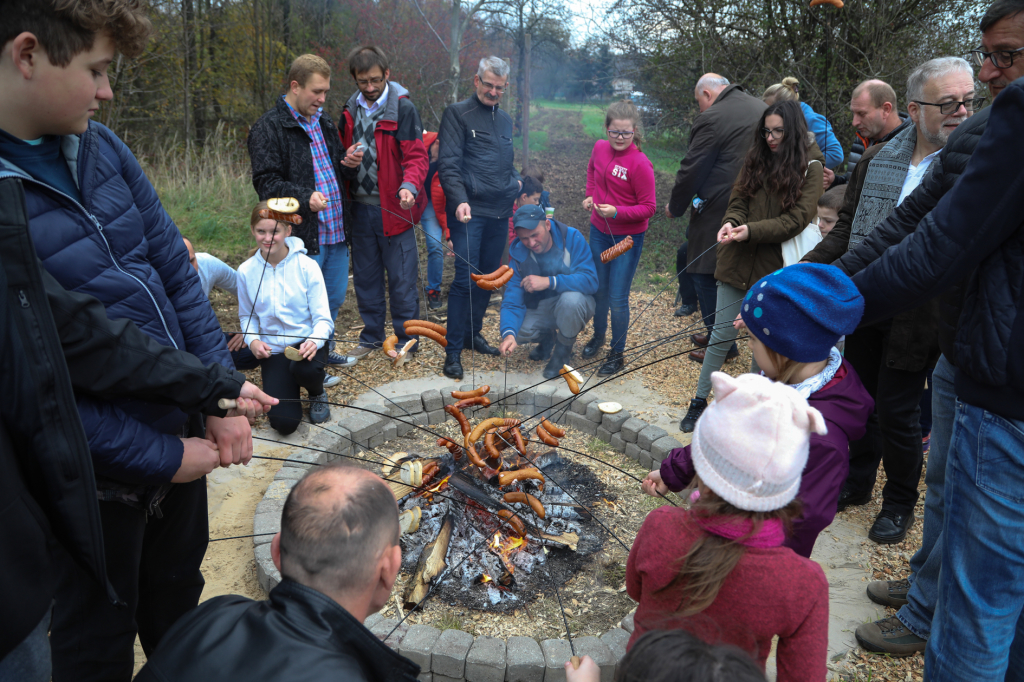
xmin=694 ymin=515 xmax=786 ymax=548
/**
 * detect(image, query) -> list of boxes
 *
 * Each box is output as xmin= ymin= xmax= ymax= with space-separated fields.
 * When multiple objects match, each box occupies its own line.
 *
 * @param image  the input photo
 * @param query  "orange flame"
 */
xmin=488 ymin=531 xmax=526 ymax=574
xmin=481 ymin=574 xmax=493 ymax=583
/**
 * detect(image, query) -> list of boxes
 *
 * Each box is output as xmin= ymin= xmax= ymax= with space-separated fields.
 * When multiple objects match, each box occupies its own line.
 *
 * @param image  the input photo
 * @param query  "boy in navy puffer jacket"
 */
xmin=0 ymin=2 xmax=253 ymax=679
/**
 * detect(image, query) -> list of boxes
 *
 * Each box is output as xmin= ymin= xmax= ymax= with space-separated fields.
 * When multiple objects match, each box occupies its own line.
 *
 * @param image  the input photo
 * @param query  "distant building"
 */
xmin=612 ymin=77 xmax=635 ymax=97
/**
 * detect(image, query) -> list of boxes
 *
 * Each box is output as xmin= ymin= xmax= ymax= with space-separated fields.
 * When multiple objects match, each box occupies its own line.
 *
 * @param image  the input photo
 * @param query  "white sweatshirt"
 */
xmin=237 ymin=237 xmax=333 ymax=352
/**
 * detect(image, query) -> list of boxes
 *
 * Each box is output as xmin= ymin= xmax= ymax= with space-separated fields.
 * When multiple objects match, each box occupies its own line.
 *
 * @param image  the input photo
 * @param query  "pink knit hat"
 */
xmin=692 ymin=372 xmax=828 ymax=512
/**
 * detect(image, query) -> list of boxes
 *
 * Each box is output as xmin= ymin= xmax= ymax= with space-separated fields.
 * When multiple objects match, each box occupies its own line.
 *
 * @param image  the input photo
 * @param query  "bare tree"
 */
xmin=412 ymin=0 xmax=495 ymax=102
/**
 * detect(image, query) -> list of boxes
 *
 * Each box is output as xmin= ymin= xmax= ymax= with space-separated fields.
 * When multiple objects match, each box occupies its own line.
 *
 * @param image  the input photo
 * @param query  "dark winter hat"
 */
xmin=740 ymin=263 xmax=864 ymax=363
xmin=512 ymin=204 xmax=547 ymax=230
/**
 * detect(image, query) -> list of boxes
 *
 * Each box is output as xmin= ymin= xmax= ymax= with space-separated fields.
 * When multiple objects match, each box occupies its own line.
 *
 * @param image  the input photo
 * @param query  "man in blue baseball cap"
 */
xmin=498 ymin=205 xmax=599 ymax=378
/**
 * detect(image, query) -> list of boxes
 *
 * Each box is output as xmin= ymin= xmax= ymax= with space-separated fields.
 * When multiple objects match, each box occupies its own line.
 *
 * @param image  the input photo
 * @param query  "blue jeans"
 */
xmin=0 ymin=610 xmax=50 ymax=682
xmin=446 ymin=213 xmax=507 ymax=353
xmin=421 ymin=200 xmax=445 ymax=292
xmin=589 ymin=227 xmax=645 ymax=355
xmin=897 ymin=353 xmax=956 ymax=639
xmin=307 ymin=241 xmax=348 ymax=330
xmin=926 ymin=400 xmax=1024 ymax=681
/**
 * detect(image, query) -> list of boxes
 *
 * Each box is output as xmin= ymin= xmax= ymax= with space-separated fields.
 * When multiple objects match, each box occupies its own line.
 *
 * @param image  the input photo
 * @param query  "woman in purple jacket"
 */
xmin=643 ymin=264 xmax=874 ymax=557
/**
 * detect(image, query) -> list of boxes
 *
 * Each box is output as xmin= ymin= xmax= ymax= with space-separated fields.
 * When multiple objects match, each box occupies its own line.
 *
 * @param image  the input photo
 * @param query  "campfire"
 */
xmin=382 ymin=387 xmax=605 ymax=613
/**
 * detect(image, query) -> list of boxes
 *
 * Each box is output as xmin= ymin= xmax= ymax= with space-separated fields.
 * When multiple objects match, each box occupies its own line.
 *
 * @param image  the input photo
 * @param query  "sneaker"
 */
xmin=866 ymin=578 xmax=911 ymax=607
xmin=855 ymin=616 xmax=926 ymax=657
xmin=922 ymin=433 xmax=931 ymax=455
xmin=426 ymin=288 xmax=442 ymax=310
xmin=328 ymin=351 xmax=358 ymax=367
xmin=323 ymin=374 xmax=342 ymax=388
xmin=347 ymin=345 xmax=375 ymax=359
xmin=674 ymin=302 xmax=698 ymax=317
xmin=309 ymin=392 xmax=330 ymax=423
xmin=679 ymin=397 xmax=708 ymax=433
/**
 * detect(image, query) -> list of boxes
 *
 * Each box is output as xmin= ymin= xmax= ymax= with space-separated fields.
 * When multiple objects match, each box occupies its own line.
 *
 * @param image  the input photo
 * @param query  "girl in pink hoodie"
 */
xmin=581 ymin=100 xmax=657 ymax=375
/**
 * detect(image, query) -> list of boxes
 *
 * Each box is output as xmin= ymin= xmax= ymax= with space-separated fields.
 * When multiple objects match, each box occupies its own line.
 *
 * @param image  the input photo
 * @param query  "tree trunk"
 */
xmin=182 ymin=0 xmax=196 ymax=149
xmin=521 ymin=33 xmax=531 ymax=168
xmin=449 ymin=0 xmax=463 ymax=104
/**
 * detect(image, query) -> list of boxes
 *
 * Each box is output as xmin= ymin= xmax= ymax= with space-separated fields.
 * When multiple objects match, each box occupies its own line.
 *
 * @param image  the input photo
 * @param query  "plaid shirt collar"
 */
xmin=283 ymin=97 xmax=323 ymax=127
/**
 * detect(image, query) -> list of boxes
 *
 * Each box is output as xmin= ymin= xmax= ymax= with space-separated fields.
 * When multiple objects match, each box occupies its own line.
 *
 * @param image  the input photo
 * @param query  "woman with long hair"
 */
xmin=763 ymin=77 xmax=843 ymax=168
xmin=680 ymin=100 xmax=824 ymax=432
xmin=628 ymin=372 xmax=830 ymax=681
xmin=580 ymin=100 xmax=657 ymax=375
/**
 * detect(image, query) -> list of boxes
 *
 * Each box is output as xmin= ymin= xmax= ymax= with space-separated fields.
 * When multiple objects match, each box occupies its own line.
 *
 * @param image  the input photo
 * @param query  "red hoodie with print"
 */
xmin=585 ymin=139 xmax=657 ymax=236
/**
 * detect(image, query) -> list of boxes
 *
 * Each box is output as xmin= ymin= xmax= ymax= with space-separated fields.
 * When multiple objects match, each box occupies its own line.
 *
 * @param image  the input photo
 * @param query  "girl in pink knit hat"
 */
xmin=627 ymin=372 xmax=830 ymax=681
xmin=649 ymin=263 xmax=873 ymax=559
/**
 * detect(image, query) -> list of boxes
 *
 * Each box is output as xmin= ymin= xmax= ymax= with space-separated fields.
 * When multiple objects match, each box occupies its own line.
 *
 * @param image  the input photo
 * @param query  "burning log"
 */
xmin=403 ymin=512 xmax=454 ymax=608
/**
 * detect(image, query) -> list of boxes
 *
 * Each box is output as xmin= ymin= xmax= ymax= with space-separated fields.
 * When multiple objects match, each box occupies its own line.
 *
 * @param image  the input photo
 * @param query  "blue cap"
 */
xmin=740 ymin=263 xmax=864 ymax=363
xmin=512 ymin=204 xmax=547 ymax=230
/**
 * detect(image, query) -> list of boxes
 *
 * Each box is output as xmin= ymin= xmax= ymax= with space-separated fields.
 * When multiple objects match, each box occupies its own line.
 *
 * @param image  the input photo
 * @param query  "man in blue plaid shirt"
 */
xmin=248 ymin=54 xmax=357 ymax=371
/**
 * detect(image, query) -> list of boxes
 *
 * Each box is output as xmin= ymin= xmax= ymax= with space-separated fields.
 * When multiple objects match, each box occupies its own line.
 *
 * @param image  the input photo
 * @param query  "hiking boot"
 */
xmin=426 ymin=288 xmax=443 ymax=310
xmin=837 ymin=486 xmax=872 ymax=512
xmin=544 ymin=342 xmax=574 ymax=380
xmin=581 ymin=334 xmax=605 ymax=359
xmin=530 ymin=332 xmax=555 ymax=361
xmin=674 ymin=302 xmax=698 ymax=317
xmin=867 ymin=578 xmax=911 ymax=607
xmin=855 ymin=616 xmax=926 ymax=657
xmin=443 ymin=352 xmax=464 ymax=380
xmin=869 ymin=509 xmax=915 ymax=544
xmin=309 ymin=392 xmax=330 ymax=424
xmin=323 ymin=374 xmax=342 ymax=389
xmin=598 ymin=354 xmax=625 ymax=376
xmin=328 ymin=351 xmax=358 ymax=367
xmin=466 ymin=333 xmax=500 ymax=356
xmin=679 ymin=397 xmax=708 ymax=433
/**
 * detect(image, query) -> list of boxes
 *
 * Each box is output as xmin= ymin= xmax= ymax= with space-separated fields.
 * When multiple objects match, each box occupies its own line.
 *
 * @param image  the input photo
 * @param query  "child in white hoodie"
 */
xmin=238 ymin=202 xmax=334 ymax=433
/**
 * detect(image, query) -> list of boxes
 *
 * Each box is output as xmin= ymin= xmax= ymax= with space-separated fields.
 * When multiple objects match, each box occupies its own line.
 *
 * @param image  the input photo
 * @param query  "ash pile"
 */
xmin=385 ymin=387 xmax=606 ymax=613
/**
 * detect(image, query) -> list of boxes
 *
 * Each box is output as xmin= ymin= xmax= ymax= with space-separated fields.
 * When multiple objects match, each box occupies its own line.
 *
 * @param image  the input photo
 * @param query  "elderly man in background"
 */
xmin=804 ymin=57 xmax=978 ymax=549
xmin=437 ymin=56 xmax=523 ymax=380
xmin=826 ymin=79 xmax=909 ymax=188
xmin=665 ymin=74 xmax=765 ymax=362
xmin=134 ymin=464 xmax=419 ymax=681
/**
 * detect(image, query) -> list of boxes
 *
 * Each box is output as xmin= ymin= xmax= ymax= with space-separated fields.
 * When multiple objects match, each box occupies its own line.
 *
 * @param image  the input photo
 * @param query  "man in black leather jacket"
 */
xmin=136 ymin=464 xmax=419 ymax=682
xmin=0 ymin=177 xmax=274 ymax=680
xmin=437 ymin=56 xmax=523 ymax=379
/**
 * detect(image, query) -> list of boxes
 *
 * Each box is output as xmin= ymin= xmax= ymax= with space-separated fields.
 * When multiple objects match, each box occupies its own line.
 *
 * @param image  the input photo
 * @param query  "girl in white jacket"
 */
xmin=238 ymin=202 xmax=334 ymax=433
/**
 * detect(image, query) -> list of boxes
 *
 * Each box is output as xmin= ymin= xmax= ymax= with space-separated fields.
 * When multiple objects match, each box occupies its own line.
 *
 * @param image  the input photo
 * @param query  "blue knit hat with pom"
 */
xmin=740 ymin=264 xmax=864 ymax=363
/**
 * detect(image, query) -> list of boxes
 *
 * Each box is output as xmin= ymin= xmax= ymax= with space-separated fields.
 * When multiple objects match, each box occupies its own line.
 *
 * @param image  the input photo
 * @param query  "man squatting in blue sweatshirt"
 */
xmin=498 ymin=205 xmax=600 ymax=379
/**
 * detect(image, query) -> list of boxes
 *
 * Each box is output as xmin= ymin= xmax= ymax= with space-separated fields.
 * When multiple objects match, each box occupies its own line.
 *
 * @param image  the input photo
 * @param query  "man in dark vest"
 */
xmin=665 ymin=74 xmax=765 ymax=359
xmin=498 ymin=205 xmax=598 ymax=379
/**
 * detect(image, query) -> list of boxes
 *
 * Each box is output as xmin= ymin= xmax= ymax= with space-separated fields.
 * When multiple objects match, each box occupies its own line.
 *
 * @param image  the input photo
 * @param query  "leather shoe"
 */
xmin=466 ymin=333 xmax=500 ymax=356
xmin=691 ymin=333 xmax=709 ymax=347
xmin=529 ymin=332 xmax=555 ymax=361
xmin=869 ymin=509 xmax=914 ymax=544
xmin=687 ymin=344 xmax=740 ymax=364
xmin=836 ymin=487 xmax=872 ymax=512
xmin=581 ymin=334 xmax=605 ymax=359
xmin=597 ymin=355 xmax=624 ymax=376
xmin=443 ymin=352 xmax=464 ymax=380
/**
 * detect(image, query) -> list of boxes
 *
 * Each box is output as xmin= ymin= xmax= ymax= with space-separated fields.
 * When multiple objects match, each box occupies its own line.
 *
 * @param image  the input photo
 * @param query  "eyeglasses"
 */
xmin=480 ymin=78 xmax=506 ymax=93
xmin=607 ymin=130 xmax=635 ymax=139
xmin=356 ymin=76 xmax=385 ymax=87
xmin=760 ymin=127 xmax=785 ymax=140
xmin=912 ymin=97 xmax=987 ymax=115
xmin=966 ymin=46 xmax=1024 ymax=68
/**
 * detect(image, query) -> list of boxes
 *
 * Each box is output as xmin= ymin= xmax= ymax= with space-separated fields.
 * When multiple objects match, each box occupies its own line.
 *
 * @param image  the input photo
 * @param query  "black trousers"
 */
xmin=844 ymin=322 xmax=930 ymax=514
xmin=50 ymin=478 xmax=209 ymax=682
xmin=259 ymin=344 xmax=327 ymax=435
xmin=676 ymin=242 xmax=699 ymax=306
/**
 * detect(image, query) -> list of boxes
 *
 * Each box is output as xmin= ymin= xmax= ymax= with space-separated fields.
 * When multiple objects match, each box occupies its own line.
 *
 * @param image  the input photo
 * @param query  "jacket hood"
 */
xmin=807 ymin=359 xmax=874 ymax=442
xmin=423 ymin=131 xmax=438 ymax=148
xmin=255 ymin=235 xmax=307 ymax=266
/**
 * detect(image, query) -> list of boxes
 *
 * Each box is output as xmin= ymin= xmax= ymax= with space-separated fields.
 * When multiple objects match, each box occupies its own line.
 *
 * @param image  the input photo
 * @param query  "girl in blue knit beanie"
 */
xmin=644 ymin=263 xmax=875 ymax=558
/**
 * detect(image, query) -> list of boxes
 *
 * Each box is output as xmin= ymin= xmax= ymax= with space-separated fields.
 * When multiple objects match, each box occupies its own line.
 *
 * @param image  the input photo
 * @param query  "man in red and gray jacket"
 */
xmin=338 ymin=46 xmax=428 ymax=361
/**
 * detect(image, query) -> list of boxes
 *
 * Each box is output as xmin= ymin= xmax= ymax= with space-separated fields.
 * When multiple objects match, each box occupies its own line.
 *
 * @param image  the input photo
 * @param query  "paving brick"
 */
xmin=434 ymin=676 xmax=462 ymax=682
xmin=255 ymin=543 xmax=279 ymax=592
xmin=308 ymin=422 xmax=350 ymax=457
xmin=364 ymin=612 xmax=384 ymax=631
xmin=573 ymin=637 xmax=613 ymax=682
xmin=273 ymin=467 xmax=307 ymax=481
xmin=565 ymin=411 xmax=597 ymax=436
xmin=619 ymin=417 xmax=647 ymax=443
xmin=517 ymin=388 xmax=536 ymax=408
xmin=595 ymin=427 xmax=613 ymax=444
xmin=417 ymin=673 xmax=432 ymax=682
xmin=600 ymin=629 xmax=630 ymax=676
xmin=534 ymin=384 xmax=556 ymax=409
xmin=400 ymin=625 xmax=443 ymax=672
xmin=540 ymin=639 xmax=572 ymax=682
xmin=369 ymin=618 xmax=407 ymax=649
xmin=609 ymin=433 xmax=626 ymax=453
xmin=570 ymin=392 xmax=599 ymax=416
xmin=252 ymin=513 xmax=280 ymax=539
xmin=428 ymin=409 xmax=447 ymax=426
xmin=505 ymin=636 xmax=544 ymax=682
xmin=432 ymin=629 xmax=475 ymax=678
xmin=282 ymin=449 xmax=326 ymax=469
xmin=383 ymin=420 xmax=398 ymax=443
xmin=639 ymin=450 xmax=654 ymax=470
xmin=343 ymin=411 xmax=385 ymax=443
xmin=551 ymin=388 xmax=574 ymax=414
xmin=585 ymin=401 xmax=604 ymax=423
xmin=651 ymin=435 xmax=683 ymax=463
xmin=600 ymin=411 xmax=631 ymax=433
xmin=637 ymin=425 xmax=669 ymax=451
xmin=255 ymin=497 xmax=284 ymax=517
xmin=421 ymin=388 xmax=444 ymax=412
xmin=390 ymin=393 xmax=425 ymax=417
xmin=466 ymin=636 xmax=506 ymax=682
xmin=620 ymin=611 xmax=635 ymax=633
xmin=441 ymin=385 xmax=460 ymax=407
xmin=368 ymin=432 xmax=385 ymax=449
xmin=623 ymin=442 xmax=642 ymax=461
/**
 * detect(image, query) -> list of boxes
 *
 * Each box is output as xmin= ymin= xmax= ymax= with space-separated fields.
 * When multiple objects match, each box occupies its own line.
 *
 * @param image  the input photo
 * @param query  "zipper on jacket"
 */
xmin=18 ymin=289 xmax=30 ymax=308
xmin=1 ymin=172 xmax=181 ymax=350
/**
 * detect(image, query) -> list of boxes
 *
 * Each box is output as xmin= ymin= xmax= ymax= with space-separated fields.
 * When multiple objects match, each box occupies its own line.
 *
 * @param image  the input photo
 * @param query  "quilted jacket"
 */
xmin=0 ymin=121 xmax=232 ymax=491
